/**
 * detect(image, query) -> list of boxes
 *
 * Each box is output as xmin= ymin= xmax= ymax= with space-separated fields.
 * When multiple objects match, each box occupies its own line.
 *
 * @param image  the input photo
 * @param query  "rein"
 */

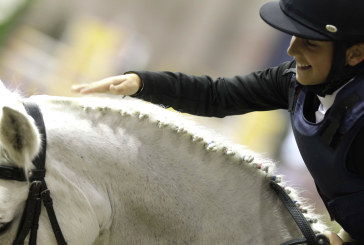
xmin=0 ymin=102 xmax=67 ymax=245
xmin=270 ymin=181 xmax=329 ymax=245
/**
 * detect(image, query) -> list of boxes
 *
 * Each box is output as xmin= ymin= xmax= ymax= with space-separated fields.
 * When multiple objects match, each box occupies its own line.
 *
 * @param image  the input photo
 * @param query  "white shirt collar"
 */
xmin=315 ymin=78 xmax=354 ymax=123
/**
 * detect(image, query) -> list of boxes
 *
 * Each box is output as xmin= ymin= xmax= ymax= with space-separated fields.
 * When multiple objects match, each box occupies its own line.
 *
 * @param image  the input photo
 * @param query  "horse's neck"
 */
xmin=32 ymin=95 xmax=325 ymax=244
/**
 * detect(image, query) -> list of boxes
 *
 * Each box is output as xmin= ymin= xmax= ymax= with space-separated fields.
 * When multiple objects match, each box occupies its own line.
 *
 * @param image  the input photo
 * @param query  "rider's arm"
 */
xmin=131 ymin=60 xmax=295 ymax=117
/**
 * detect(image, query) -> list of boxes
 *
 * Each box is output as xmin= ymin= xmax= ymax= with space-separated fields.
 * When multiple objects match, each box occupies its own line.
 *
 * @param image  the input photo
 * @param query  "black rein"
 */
xmin=270 ymin=180 xmax=330 ymax=245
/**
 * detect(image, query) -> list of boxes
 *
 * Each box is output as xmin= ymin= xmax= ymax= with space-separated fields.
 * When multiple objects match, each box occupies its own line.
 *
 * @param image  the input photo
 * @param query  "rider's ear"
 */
xmin=0 ymin=107 xmax=40 ymax=166
xmin=346 ymin=43 xmax=364 ymax=66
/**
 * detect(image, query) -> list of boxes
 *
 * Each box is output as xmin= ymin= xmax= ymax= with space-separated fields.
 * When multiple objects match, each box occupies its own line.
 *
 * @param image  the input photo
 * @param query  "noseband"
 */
xmin=0 ymin=102 xmax=67 ymax=245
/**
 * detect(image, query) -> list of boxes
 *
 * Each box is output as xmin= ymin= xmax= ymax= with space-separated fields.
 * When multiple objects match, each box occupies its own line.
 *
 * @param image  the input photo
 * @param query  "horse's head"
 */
xmin=0 ymin=83 xmax=41 ymax=233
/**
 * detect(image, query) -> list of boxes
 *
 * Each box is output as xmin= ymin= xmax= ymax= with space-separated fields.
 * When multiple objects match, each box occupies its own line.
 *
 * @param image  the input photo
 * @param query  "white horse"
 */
xmin=0 ymin=81 xmax=326 ymax=245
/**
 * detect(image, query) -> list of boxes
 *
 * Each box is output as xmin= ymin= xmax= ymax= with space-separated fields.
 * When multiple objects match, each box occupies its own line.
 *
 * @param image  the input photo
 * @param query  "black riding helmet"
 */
xmin=260 ymin=0 xmax=364 ymax=95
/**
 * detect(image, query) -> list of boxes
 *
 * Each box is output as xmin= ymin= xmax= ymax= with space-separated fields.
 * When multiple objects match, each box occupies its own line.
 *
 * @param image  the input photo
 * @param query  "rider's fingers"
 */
xmin=71 ymin=84 xmax=88 ymax=93
xmin=323 ymin=231 xmax=344 ymax=245
xmin=73 ymin=77 xmax=124 ymax=94
xmin=71 ymin=82 xmax=109 ymax=94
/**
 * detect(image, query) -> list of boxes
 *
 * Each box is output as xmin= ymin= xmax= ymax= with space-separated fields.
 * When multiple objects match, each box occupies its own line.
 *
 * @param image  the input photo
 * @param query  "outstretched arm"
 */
xmin=72 ymin=60 xmax=295 ymax=117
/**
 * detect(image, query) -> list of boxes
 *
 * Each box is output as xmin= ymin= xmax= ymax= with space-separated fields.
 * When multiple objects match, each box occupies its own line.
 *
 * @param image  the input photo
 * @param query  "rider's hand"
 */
xmin=323 ymin=231 xmax=343 ymax=245
xmin=72 ymin=73 xmax=142 ymax=96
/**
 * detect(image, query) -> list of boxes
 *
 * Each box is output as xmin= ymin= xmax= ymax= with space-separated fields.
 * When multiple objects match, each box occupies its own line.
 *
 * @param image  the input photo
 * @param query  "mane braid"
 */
xmin=41 ymin=95 xmax=326 ymax=234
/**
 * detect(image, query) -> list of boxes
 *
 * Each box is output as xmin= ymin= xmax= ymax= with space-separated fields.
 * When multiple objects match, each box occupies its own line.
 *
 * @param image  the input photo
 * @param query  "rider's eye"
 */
xmin=306 ymin=40 xmax=317 ymax=47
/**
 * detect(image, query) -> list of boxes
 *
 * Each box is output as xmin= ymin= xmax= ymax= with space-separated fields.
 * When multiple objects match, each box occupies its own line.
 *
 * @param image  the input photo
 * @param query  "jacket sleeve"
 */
xmin=131 ymin=60 xmax=295 ymax=117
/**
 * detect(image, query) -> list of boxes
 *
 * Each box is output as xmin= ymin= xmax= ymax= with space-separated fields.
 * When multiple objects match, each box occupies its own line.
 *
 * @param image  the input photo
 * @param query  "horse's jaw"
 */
xmin=0 ymin=180 xmax=28 ymax=243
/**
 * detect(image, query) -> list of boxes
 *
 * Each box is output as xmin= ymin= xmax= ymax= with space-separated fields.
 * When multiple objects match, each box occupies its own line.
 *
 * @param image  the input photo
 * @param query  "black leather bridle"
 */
xmin=0 ymin=102 xmax=67 ymax=245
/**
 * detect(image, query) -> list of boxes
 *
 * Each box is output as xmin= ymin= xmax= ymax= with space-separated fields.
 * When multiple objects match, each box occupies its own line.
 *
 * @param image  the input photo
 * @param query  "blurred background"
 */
xmin=0 ymin=0 xmax=337 ymax=230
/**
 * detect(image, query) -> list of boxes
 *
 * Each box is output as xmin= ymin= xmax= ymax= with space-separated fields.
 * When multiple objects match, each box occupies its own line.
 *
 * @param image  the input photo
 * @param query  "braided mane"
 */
xmin=35 ymin=94 xmax=326 ymax=235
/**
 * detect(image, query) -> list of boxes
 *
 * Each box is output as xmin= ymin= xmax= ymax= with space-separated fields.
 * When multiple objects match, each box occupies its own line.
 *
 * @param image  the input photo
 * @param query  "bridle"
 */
xmin=0 ymin=102 xmax=67 ymax=245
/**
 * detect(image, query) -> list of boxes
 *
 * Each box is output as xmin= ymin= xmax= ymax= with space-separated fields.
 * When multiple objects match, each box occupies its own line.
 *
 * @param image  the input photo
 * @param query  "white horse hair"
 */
xmin=0 ymin=81 xmax=327 ymax=244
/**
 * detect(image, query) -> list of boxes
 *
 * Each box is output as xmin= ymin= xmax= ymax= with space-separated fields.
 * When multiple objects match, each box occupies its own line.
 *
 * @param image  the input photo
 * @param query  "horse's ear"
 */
xmin=0 ymin=106 xmax=41 ymax=166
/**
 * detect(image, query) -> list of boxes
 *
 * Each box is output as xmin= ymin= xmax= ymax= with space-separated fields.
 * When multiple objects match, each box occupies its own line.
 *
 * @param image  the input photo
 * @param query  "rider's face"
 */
xmin=287 ymin=36 xmax=334 ymax=85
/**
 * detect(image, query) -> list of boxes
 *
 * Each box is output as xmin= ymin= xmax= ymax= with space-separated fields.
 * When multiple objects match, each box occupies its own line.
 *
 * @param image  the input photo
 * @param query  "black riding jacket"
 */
xmin=133 ymin=61 xmax=293 ymax=117
xmin=132 ymin=60 xmax=364 ymax=240
xmin=132 ymin=59 xmax=364 ymax=178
